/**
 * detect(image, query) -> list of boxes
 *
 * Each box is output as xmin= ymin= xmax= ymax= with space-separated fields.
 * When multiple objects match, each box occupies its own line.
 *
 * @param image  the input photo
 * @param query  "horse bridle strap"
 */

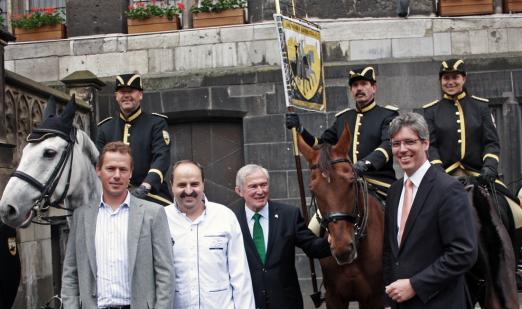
xmin=309 ymin=158 xmax=351 ymax=170
xmin=321 ymin=212 xmax=358 ymax=224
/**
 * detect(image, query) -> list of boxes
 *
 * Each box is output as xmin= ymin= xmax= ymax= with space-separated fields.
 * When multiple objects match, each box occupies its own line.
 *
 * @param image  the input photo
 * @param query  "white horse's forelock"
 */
xmin=0 ymin=128 xmax=100 ymax=228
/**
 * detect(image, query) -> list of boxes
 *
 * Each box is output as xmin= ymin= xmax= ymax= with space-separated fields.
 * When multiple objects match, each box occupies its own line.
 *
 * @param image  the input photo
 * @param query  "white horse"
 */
xmin=0 ymin=96 xmax=99 ymax=228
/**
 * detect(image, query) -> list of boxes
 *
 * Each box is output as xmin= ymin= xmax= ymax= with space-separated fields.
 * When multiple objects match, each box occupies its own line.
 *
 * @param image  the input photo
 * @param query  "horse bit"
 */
xmin=10 ymin=127 xmax=77 ymax=225
xmin=309 ymin=158 xmax=370 ymax=245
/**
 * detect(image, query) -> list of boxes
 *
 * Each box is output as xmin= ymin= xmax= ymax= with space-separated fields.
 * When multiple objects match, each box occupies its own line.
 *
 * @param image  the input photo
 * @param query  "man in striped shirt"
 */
xmin=61 ymin=142 xmax=174 ymax=309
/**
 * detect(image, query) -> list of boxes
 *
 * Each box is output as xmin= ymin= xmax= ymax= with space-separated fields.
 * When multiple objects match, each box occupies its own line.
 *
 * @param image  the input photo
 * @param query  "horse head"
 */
xmin=298 ymin=123 xmax=362 ymax=265
xmin=0 ymin=95 xmax=99 ymax=228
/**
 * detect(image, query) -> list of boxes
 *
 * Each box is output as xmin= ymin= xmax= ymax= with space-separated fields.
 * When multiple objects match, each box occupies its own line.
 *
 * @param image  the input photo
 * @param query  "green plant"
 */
xmin=12 ymin=8 xmax=64 ymax=29
xmin=127 ymin=1 xmax=185 ymax=20
xmin=191 ymin=0 xmax=247 ymax=13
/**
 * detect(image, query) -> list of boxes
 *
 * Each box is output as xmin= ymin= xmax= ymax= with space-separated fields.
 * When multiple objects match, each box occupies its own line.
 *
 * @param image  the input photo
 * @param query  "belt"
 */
xmin=102 ymin=306 xmax=130 ymax=309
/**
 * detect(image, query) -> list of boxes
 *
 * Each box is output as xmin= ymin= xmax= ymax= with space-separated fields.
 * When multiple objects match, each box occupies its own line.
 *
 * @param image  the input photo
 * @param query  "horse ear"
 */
xmin=43 ymin=96 xmax=57 ymax=120
xmin=297 ymin=131 xmax=316 ymax=163
xmin=60 ymin=94 xmax=77 ymax=126
xmin=332 ymin=122 xmax=351 ymax=156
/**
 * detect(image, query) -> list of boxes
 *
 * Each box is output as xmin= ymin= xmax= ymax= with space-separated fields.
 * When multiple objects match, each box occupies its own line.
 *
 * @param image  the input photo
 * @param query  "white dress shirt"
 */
xmin=244 ymin=203 xmax=269 ymax=250
xmin=95 ymin=192 xmax=131 ymax=307
xmin=165 ymin=199 xmax=255 ymax=309
xmin=397 ymin=160 xmax=431 ymax=241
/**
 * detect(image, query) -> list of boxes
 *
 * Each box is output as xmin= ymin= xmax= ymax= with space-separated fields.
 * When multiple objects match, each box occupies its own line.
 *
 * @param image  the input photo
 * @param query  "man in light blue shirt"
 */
xmin=61 ymin=141 xmax=174 ymax=309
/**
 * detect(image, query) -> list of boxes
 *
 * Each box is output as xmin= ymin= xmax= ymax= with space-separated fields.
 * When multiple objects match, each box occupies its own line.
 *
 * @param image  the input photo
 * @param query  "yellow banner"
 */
xmin=275 ymin=14 xmax=326 ymax=112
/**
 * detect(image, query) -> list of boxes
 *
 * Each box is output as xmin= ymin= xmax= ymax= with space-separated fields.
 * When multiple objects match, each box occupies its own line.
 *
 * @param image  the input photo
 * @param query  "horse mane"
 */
xmin=317 ymin=142 xmax=334 ymax=179
xmin=76 ymin=128 xmax=99 ymax=166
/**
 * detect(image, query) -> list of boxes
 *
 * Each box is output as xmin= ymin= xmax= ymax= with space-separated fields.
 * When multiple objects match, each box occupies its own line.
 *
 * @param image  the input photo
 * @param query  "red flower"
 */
xmin=177 ymin=2 xmax=185 ymax=10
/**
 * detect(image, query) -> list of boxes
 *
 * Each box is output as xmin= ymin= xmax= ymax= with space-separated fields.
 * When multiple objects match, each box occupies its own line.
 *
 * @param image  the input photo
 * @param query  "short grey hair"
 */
xmin=389 ymin=112 xmax=429 ymax=141
xmin=235 ymin=164 xmax=269 ymax=188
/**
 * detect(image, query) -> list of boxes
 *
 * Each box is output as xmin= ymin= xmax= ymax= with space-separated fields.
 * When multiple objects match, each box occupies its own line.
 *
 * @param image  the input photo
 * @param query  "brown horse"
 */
xmin=297 ymin=124 xmax=384 ymax=309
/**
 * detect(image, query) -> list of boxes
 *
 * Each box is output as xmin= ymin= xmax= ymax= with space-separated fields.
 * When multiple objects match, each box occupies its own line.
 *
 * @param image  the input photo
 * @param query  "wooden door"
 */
xmin=169 ymin=120 xmax=244 ymax=207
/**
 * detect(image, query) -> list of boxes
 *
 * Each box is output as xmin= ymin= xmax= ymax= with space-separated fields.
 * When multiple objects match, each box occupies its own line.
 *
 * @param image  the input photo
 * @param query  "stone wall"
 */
xmin=248 ymin=0 xmax=434 ymax=21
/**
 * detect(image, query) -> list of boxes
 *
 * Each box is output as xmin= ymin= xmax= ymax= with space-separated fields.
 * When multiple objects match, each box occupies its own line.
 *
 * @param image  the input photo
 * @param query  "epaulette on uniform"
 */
xmin=152 ymin=112 xmax=168 ymax=119
xmin=97 ymin=117 xmax=112 ymax=126
xmin=422 ymin=100 xmax=439 ymax=109
xmin=335 ymin=107 xmax=351 ymax=117
xmin=471 ymin=95 xmax=489 ymax=103
xmin=384 ymin=105 xmax=399 ymax=111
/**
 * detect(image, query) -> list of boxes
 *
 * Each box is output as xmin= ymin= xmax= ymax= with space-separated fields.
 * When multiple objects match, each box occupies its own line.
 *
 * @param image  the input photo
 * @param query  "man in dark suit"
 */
xmin=233 ymin=164 xmax=330 ymax=309
xmin=383 ymin=112 xmax=477 ymax=308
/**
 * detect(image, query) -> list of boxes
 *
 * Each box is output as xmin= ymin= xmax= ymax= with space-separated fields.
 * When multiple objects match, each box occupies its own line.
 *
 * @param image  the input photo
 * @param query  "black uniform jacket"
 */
xmin=233 ymin=201 xmax=330 ymax=309
xmin=301 ymin=102 xmax=398 ymax=193
xmin=423 ymin=91 xmax=500 ymax=175
xmin=0 ymin=223 xmax=20 ymax=309
xmin=96 ymin=107 xmax=171 ymax=205
xmin=383 ymin=166 xmax=477 ymax=308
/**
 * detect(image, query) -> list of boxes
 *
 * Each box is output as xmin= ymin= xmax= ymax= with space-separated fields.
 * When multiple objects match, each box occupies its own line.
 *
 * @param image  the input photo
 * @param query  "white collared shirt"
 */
xmin=244 ymin=203 xmax=269 ymax=250
xmin=165 ymin=199 xmax=255 ymax=309
xmin=95 ymin=191 xmax=131 ymax=307
xmin=397 ymin=160 xmax=431 ymax=240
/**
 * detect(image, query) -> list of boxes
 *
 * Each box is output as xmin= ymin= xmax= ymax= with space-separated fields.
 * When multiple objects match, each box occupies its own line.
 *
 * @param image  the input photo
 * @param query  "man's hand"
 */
xmin=285 ymin=113 xmax=302 ymax=132
xmin=385 ymin=279 xmax=415 ymax=303
xmin=353 ymin=160 xmax=371 ymax=176
xmin=131 ymin=184 xmax=150 ymax=199
xmin=478 ymin=166 xmax=497 ymax=184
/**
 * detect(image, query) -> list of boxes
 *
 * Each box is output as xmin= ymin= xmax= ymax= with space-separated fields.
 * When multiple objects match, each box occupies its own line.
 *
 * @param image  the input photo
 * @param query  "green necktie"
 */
xmin=252 ymin=213 xmax=266 ymax=263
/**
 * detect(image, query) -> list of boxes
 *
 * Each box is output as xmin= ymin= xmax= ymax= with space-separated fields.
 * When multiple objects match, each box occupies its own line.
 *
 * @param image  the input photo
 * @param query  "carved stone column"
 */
xmin=499 ymin=93 xmax=522 ymax=192
xmin=61 ymin=71 xmax=105 ymax=139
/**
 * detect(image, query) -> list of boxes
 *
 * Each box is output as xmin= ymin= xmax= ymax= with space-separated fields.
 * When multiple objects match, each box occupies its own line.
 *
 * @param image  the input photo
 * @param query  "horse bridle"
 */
xmin=310 ymin=158 xmax=370 ymax=244
xmin=10 ymin=127 xmax=76 ymax=223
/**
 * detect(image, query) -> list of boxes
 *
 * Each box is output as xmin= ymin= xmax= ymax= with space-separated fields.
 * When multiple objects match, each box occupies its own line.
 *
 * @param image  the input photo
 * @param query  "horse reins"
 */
xmin=309 ymin=158 xmax=370 ymax=246
xmin=10 ymin=128 xmax=77 ymax=224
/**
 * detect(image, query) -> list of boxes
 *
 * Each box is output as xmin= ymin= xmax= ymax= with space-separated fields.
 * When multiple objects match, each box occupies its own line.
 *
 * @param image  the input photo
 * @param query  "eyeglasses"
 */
xmin=391 ymin=139 xmax=420 ymax=148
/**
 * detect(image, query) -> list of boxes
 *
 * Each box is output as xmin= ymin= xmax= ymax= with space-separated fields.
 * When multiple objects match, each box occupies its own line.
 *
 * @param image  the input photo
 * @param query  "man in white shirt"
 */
xmin=383 ymin=113 xmax=477 ymax=308
xmin=165 ymin=160 xmax=255 ymax=309
xmin=61 ymin=141 xmax=174 ymax=309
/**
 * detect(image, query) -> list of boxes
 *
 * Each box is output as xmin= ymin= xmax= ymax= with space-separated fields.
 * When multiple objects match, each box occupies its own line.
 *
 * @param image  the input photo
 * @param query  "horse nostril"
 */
xmin=6 ymin=204 xmax=19 ymax=218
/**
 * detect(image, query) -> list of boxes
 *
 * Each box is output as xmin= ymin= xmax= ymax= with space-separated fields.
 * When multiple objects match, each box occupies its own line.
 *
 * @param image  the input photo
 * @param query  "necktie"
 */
xmin=252 ymin=213 xmax=266 ymax=263
xmin=398 ymin=179 xmax=414 ymax=245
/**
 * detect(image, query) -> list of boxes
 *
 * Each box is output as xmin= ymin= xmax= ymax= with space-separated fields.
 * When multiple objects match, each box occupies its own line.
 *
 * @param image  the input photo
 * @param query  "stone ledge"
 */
xmin=4 ymin=16 xmax=522 ymax=81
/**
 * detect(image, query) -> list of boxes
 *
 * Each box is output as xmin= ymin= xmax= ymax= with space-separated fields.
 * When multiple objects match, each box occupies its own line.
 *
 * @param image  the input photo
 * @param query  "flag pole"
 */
xmin=275 ymin=8 xmax=323 ymax=306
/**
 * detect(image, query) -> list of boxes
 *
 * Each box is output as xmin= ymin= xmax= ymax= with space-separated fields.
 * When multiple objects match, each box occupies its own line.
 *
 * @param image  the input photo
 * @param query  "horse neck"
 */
xmin=66 ymin=134 xmax=101 ymax=208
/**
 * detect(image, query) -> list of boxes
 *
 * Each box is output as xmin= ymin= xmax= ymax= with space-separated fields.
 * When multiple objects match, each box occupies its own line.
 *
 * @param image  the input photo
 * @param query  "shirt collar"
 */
xmin=119 ymin=107 xmax=142 ymax=123
xmin=245 ymin=202 xmax=269 ymax=220
xmin=172 ymin=195 xmax=208 ymax=223
xmin=99 ymin=190 xmax=130 ymax=210
xmin=443 ymin=91 xmax=467 ymax=101
xmin=404 ymin=160 xmax=431 ymax=188
xmin=356 ymin=100 xmax=376 ymax=113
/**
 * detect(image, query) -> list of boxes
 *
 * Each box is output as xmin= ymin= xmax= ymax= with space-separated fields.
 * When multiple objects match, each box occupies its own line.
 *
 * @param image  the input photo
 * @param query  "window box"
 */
xmin=192 ymin=8 xmax=245 ymax=28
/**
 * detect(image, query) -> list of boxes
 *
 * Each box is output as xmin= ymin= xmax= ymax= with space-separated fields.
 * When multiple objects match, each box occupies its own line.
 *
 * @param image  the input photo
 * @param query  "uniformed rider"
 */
xmin=423 ymin=58 xmax=522 ymax=258
xmin=96 ymin=73 xmax=172 ymax=206
xmin=286 ymin=66 xmax=398 ymax=200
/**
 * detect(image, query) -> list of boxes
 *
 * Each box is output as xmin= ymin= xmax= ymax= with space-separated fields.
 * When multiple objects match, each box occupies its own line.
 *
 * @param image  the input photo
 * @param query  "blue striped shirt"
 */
xmin=95 ymin=192 xmax=131 ymax=307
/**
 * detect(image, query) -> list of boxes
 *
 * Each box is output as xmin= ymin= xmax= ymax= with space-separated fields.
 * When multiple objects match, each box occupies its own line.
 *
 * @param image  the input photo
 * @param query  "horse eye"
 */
xmin=43 ymin=149 xmax=57 ymax=158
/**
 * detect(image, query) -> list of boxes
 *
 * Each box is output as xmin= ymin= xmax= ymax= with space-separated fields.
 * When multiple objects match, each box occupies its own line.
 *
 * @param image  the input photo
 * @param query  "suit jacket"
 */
xmin=233 ymin=200 xmax=330 ymax=309
xmin=61 ymin=195 xmax=174 ymax=309
xmin=383 ymin=166 xmax=477 ymax=309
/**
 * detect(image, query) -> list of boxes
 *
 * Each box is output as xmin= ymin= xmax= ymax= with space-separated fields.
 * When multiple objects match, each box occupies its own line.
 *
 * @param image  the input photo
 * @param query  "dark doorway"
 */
xmin=169 ymin=120 xmax=244 ymax=207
